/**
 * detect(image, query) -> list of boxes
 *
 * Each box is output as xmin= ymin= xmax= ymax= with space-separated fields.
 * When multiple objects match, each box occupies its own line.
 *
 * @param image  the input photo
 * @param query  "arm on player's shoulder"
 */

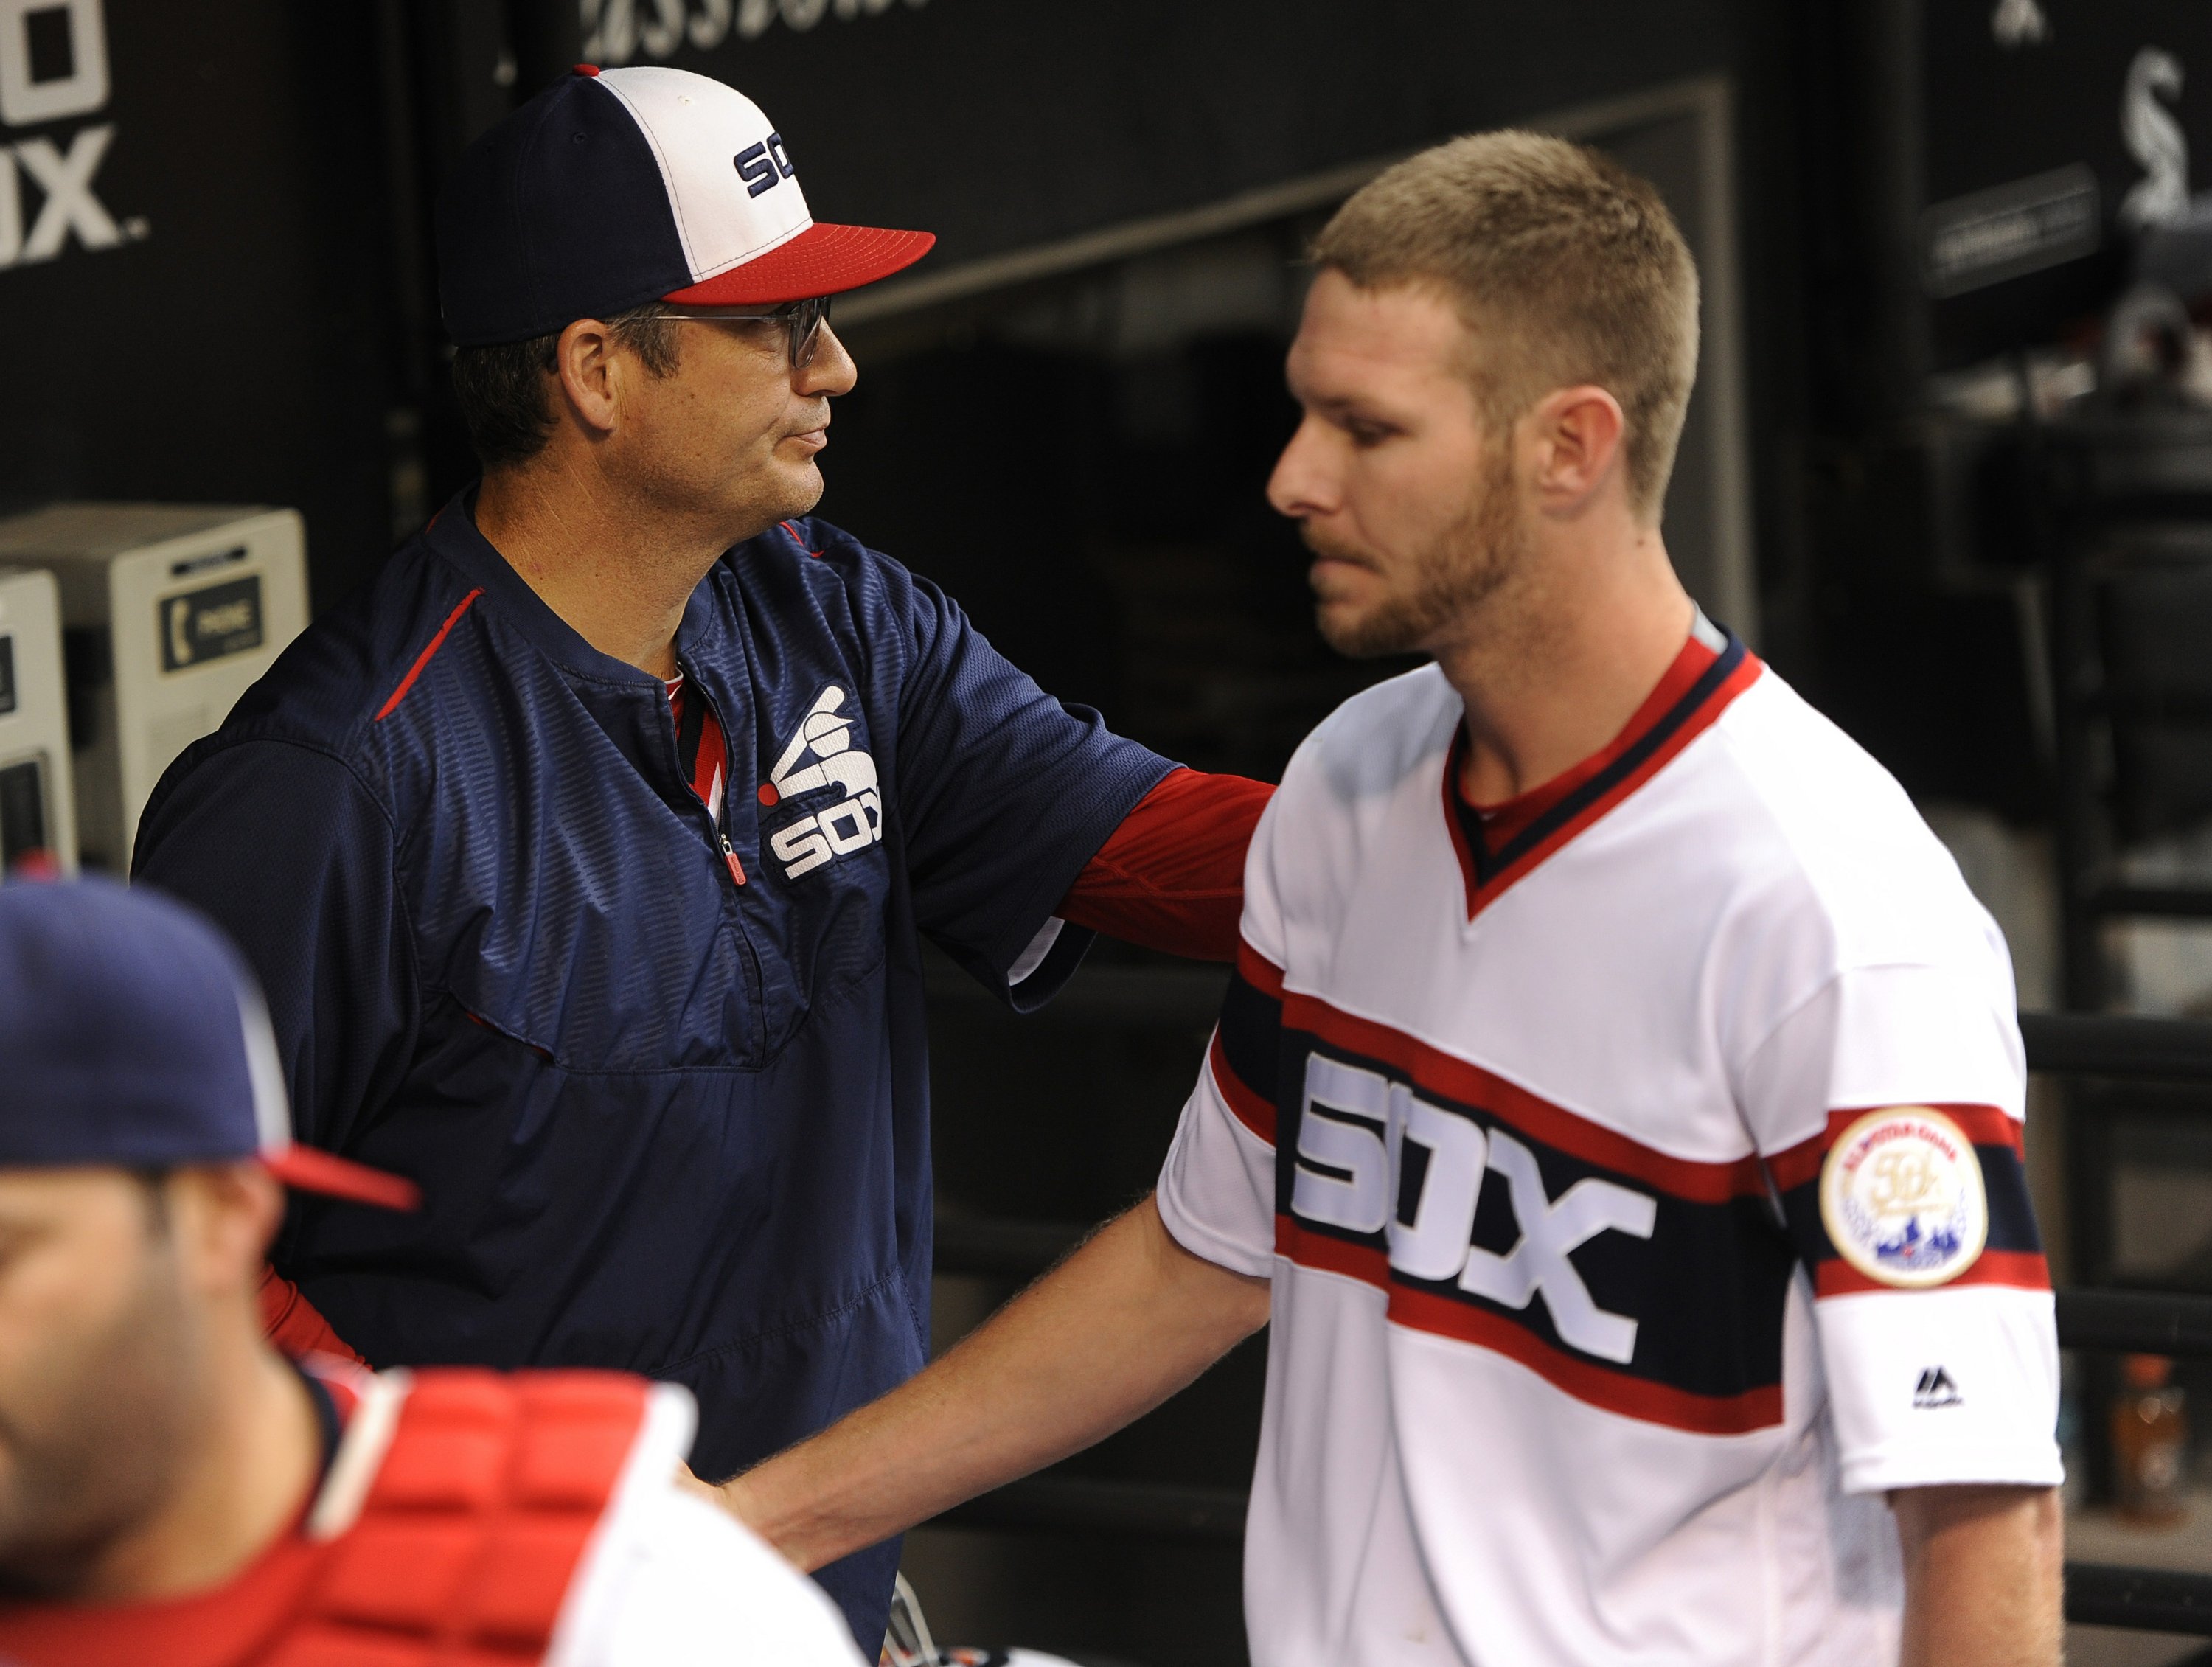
xmin=1056 ymin=767 xmax=1273 ymax=961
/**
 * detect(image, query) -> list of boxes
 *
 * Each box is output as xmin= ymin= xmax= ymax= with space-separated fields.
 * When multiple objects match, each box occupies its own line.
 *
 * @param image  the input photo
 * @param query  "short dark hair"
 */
xmin=448 ymin=306 xmax=684 ymax=470
xmin=1311 ymin=130 xmax=1698 ymax=523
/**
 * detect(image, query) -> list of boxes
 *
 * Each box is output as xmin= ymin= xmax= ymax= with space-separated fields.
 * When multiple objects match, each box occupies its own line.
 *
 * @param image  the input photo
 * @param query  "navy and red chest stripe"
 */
xmin=1222 ymin=946 xmax=1793 ymax=1435
xmin=1217 ymin=946 xmax=2046 ymax=1435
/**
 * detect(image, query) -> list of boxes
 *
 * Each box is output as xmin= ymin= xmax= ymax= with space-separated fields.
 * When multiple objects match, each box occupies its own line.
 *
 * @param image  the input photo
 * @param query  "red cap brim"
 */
xmin=662 ymin=221 xmax=936 ymax=306
xmin=264 ymin=1145 xmax=422 ymax=1211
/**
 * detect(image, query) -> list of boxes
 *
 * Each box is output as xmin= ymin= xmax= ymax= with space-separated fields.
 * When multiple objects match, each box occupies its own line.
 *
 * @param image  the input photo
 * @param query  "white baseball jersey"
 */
xmin=1155 ymin=622 xmax=2062 ymax=1667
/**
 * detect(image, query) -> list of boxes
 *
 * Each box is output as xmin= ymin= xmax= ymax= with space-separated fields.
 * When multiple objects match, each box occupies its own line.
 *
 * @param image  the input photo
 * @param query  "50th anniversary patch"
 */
xmin=1818 ymin=1107 xmax=1990 ymax=1288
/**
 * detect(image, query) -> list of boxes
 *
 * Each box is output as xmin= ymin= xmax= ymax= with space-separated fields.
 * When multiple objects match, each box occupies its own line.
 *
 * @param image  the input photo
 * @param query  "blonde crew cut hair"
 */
xmin=1310 ymin=130 xmax=1700 ymax=524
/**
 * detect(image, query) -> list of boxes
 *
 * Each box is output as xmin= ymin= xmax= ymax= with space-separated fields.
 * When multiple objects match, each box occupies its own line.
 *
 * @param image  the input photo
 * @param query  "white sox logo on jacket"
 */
xmin=761 ymin=685 xmax=883 ymax=880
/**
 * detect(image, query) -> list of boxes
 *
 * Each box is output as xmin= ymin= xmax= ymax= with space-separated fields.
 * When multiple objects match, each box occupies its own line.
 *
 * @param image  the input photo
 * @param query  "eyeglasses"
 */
xmin=651 ymin=296 xmax=834 ymax=369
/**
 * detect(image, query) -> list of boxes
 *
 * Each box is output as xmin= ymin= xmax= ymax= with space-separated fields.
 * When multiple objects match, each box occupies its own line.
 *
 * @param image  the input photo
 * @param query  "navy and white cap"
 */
xmin=438 ymin=64 xmax=936 ymax=347
xmin=0 ymin=877 xmax=418 ymax=1210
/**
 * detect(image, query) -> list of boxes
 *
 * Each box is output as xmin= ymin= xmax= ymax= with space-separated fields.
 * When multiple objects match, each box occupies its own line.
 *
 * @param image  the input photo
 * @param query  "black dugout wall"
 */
xmin=1 ymin=0 xmax=1787 ymax=612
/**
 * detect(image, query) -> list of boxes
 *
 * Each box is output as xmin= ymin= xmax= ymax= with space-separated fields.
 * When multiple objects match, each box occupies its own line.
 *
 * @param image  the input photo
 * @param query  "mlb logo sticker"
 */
xmin=1819 ymin=1107 xmax=1989 ymax=1289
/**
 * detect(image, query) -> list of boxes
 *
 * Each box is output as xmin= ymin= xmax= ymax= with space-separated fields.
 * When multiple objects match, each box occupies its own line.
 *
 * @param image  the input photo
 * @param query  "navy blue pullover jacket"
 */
xmin=134 ymin=492 xmax=1172 ymax=1642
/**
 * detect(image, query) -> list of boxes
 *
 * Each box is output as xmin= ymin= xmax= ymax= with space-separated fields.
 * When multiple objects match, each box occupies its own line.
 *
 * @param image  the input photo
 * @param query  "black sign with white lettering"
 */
xmin=0 ymin=4 xmax=406 ymax=612
xmin=1917 ymin=1 xmax=2212 ymax=365
xmin=579 ymin=1 xmax=1733 ymax=280
xmin=1922 ymin=165 xmax=2101 ymax=299
xmin=159 ymin=576 xmax=262 ymax=672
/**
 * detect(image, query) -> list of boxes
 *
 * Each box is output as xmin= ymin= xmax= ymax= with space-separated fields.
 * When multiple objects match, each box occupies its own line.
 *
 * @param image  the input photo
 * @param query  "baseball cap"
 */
xmin=0 ymin=877 xmax=419 ymax=1210
xmin=437 ymin=65 xmax=936 ymax=347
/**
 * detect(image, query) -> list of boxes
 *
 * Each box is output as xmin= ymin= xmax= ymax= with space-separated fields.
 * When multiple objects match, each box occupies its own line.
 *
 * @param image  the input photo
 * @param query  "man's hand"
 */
xmin=717 ymin=1194 xmax=1268 ymax=1571
xmin=1893 ymin=1483 xmax=2062 ymax=1667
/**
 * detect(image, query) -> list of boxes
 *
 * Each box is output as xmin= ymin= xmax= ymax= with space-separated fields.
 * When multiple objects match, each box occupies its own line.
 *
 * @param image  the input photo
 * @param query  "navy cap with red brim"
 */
xmin=265 ymin=1144 xmax=422 ymax=1212
xmin=664 ymin=220 xmax=937 ymax=307
xmin=0 ymin=877 xmax=420 ymax=1213
xmin=437 ymin=64 xmax=937 ymax=347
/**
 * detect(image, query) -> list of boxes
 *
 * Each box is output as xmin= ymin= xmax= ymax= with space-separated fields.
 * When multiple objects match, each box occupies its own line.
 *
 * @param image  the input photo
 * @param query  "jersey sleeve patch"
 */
xmin=1770 ymin=1105 xmax=2047 ymax=1297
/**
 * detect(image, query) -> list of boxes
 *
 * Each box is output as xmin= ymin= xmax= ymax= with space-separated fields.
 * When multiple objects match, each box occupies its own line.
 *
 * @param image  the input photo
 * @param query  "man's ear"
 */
xmin=171 ymin=1163 xmax=286 ymax=1301
xmin=1526 ymin=384 xmax=1627 ymax=515
xmin=552 ymin=317 xmax=623 ymax=437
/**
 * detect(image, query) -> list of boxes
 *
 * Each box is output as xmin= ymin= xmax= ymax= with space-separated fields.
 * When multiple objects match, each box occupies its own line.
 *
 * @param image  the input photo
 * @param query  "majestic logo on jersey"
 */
xmin=1293 ymin=1054 xmax=1658 ymax=1363
xmin=758 ymin=685 xmax=882 ymax=880
xmin=1913 ymin=1365 xmax=1964 ymax=1409
xmin=1818 ymin=1108 xmax=1988 ymax=1289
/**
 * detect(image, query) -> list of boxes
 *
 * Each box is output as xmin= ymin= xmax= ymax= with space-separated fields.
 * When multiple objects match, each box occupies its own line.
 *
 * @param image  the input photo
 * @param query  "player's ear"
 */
xmin=167 ymin=1162 xmax=285 ymax=1299
xmin=1526 ymin=384 xmax=1627 ymax=515
xmin=552 ymin=316 xmax=623 ymax=437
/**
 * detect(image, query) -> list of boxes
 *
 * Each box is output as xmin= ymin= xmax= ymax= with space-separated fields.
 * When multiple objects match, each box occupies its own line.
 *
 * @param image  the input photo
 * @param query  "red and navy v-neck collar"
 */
xmin=1443 ymin=617 xmax=1761 ymax=921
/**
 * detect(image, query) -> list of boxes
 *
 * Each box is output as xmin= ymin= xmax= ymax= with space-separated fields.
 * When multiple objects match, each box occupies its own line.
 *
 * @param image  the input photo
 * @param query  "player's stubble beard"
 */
xmin=0 ymin=1216 xmax=201 ymax=1598
xmin=1304 ymin=428 xmax=1530 ymax=660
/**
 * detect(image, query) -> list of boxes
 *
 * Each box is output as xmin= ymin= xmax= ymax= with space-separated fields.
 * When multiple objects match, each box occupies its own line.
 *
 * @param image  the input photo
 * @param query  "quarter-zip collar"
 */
xmin=420 ymin=484 xmax=738 ymax=830
xmin=421 ymin=484 xmax=727 ymax=692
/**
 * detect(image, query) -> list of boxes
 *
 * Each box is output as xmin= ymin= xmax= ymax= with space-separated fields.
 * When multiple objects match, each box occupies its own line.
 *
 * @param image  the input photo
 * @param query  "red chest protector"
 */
xmin=268 ymin=1368 xmax=652 ymax=1667
xmin=0 ymin=1366 xmax=654 ymax=1667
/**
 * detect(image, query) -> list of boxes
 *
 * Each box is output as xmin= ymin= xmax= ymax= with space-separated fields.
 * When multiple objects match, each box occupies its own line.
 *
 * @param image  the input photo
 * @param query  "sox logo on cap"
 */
xmin=437 ymin=65 xmax=935 ymax=347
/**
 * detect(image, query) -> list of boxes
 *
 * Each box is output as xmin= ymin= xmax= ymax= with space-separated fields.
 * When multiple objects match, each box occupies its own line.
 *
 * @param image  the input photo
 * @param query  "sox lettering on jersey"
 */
xmin=1294 ymin=1054 xmax=1657 ymax=1365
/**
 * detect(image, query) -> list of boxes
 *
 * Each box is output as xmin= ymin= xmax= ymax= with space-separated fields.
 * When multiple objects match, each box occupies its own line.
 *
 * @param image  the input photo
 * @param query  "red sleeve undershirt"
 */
xmin=1056 ymin=767 xmax=1273 ymax=961
xmin=254 ymin=764 xmax=1270 ymax=1360
xmin=258 ymin=1265 xmax=367 ymax=1367
xmin=669 ymin=676 xmax=1270 ymax=958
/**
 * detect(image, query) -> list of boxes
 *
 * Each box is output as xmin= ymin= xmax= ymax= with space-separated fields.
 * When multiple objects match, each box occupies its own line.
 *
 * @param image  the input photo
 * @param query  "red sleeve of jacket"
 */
xmin=258 ymin=1264 xmax=369 ymax=1368
xmin=1057 ymin=768 xmax=1274 ymax=962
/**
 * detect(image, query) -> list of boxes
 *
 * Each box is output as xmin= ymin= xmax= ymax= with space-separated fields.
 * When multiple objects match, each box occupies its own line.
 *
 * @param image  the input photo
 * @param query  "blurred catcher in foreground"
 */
xmin=0 ymin=877 xmax=860 ymax=1667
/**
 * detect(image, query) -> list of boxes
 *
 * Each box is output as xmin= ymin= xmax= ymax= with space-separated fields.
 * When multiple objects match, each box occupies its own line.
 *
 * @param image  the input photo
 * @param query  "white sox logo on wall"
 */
xmin=1818 ymin=1108 xmax=1989 ymax=1288
xmin=0 ymin=0 xmax=143 ymax=271
xmin=759 ymin=686 xmax=882 ymax=880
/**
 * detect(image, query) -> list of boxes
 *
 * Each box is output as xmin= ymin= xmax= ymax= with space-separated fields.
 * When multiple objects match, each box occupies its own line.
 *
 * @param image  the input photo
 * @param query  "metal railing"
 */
xmin=926 ymin=1006 xmax=2212 ymax=1635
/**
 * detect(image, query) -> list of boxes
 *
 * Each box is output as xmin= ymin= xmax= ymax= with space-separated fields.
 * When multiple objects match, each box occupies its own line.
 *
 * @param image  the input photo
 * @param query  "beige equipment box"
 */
xmin=0 ymin=505 xmax=308 ymax=871
xmin=0 ymin=567 xmax=77 ymax=874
